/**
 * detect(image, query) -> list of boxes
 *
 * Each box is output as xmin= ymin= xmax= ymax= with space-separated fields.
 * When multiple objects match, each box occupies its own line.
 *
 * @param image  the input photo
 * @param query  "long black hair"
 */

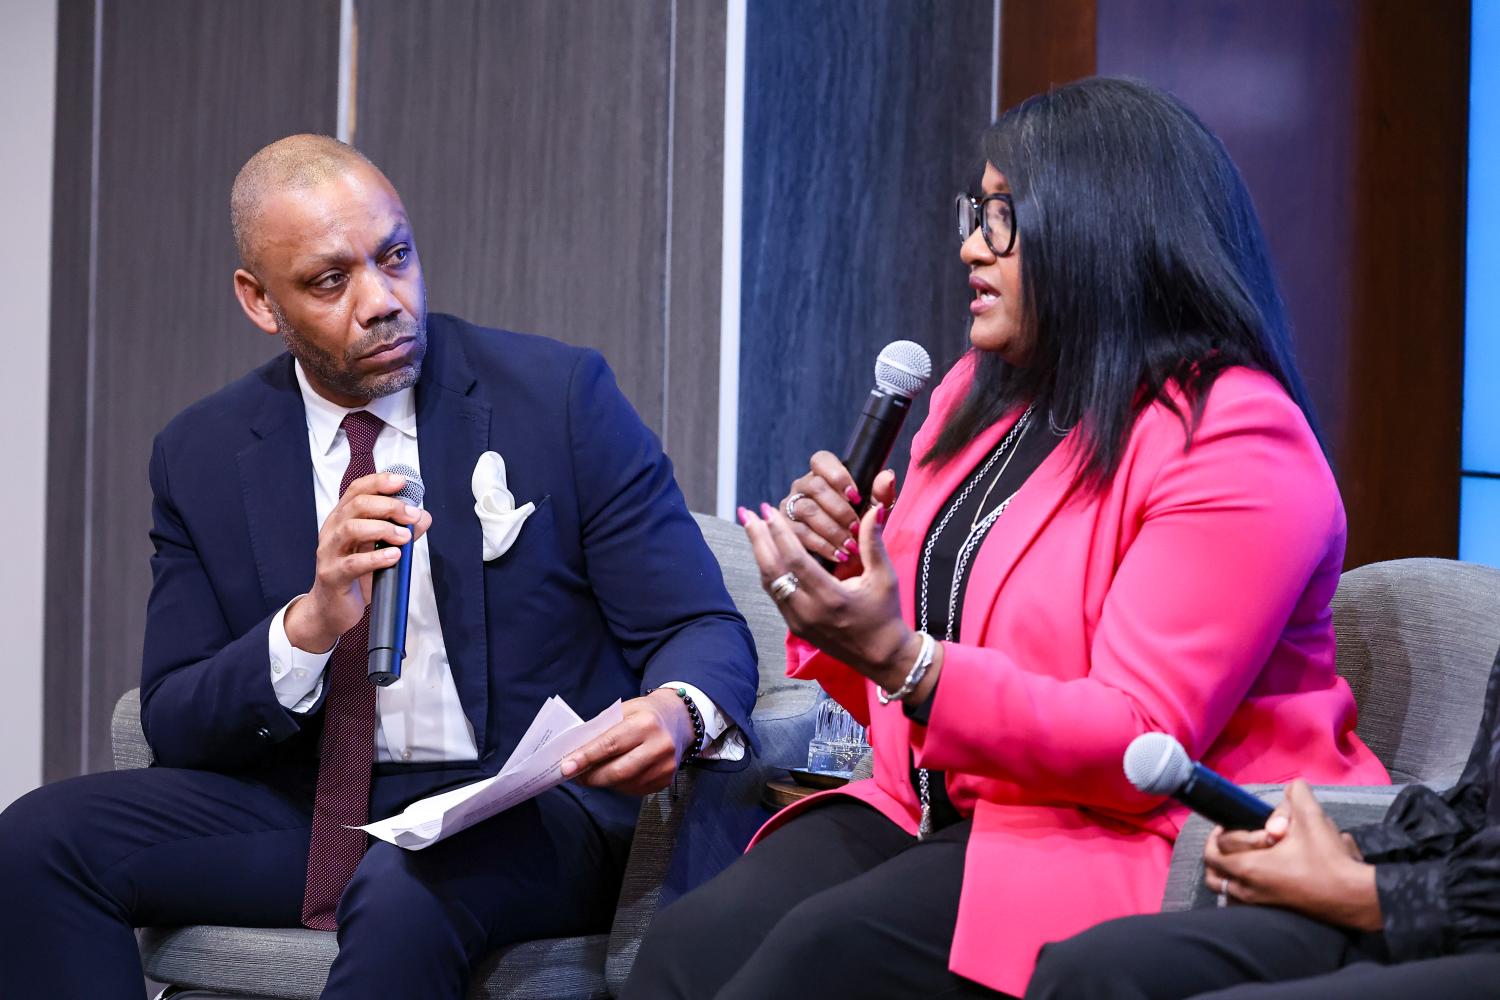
xmin=924 ymin=77 xmax=1319 ymax=491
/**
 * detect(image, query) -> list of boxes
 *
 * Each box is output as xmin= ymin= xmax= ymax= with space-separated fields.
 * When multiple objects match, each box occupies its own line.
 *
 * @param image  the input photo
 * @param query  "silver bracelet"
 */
xmin=877 ymin=632 xmax=936 ymax=705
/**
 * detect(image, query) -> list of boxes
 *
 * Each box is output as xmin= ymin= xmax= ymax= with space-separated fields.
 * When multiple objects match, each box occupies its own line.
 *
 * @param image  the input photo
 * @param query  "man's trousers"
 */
xmin=0 ymin=761 xmax=628 ymax=999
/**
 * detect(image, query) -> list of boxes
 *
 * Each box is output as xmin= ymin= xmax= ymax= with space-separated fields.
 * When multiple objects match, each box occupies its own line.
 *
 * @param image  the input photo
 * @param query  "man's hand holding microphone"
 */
xmin=284 ymin=471 xmax=431 ymax=655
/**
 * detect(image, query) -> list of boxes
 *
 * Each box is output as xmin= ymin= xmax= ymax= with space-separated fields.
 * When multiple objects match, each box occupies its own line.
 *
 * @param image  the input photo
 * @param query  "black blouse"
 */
xmin=1350 ymin=645 xmax=1500 ymax=961
xmin=903 ymin=411 xmax=1065 ymax=829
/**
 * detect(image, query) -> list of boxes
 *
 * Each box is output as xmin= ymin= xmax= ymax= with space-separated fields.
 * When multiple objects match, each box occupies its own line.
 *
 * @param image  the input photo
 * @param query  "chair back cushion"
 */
xmin=1333 ymin=558 xmax=1500 ymax=785
xmin=693 ymin=512 xmax=815 ymax=720
xmin=112 ymin=687 xmax=153 ymax=770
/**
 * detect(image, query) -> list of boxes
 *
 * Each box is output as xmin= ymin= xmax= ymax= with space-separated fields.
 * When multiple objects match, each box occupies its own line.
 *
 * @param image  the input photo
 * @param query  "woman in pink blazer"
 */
xmin=622 ymin=77 xmax=1387 ymax=999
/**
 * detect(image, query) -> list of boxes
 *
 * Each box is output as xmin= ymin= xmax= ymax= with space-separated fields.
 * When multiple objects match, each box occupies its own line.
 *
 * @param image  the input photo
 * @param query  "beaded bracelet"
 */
xmin=670 ymin=686 xmax=707 ymax=766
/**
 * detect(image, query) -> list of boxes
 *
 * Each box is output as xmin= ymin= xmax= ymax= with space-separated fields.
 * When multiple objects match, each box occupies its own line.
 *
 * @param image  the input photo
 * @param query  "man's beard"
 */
xmin=272 ymin=301 xmax=428 ymax=402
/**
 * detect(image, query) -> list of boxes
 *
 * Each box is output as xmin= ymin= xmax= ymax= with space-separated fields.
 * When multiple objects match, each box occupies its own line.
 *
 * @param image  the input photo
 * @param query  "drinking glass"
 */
xmin=807 ymin=697 xmax=869 ymax=776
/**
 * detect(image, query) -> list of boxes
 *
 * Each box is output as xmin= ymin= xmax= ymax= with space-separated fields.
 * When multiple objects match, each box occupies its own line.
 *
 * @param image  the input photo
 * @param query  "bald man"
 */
xmin=0 ymin=135 xmax=759 ymax=997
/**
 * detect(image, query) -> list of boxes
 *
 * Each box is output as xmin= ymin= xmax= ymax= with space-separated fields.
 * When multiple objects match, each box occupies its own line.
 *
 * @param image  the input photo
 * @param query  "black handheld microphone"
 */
xmin=1123 ymin=732 xmax=1274 ymax=831
xmin=841 ymin=341 xmax=934 ymax=512
xmin=368 ymin=463 xmax=425 ymax=687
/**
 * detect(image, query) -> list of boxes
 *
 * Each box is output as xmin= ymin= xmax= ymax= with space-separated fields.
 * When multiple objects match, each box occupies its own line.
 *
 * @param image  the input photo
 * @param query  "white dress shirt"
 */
xmin=269 ymin=361 xmax=742 ymax=763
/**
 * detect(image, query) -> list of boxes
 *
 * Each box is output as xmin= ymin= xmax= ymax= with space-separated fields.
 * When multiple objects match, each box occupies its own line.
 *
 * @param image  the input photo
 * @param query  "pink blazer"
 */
xmin=750 ymin=356 xmax=1388 ymax=996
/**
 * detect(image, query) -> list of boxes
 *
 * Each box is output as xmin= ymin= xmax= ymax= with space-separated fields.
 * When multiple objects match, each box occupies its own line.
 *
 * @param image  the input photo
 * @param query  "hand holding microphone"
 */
xmin=283 ymin=468 xmax=431 ymax=659
xmin=742 ymin=341 xmax=937 ymax=692
xmin=1124 ymin=735 xmax=1379 ymax=923
xmin=1204 ymin=779 xmax=1381 ymax=929
xmin=780 ymin=341 xmax=932 ymax=571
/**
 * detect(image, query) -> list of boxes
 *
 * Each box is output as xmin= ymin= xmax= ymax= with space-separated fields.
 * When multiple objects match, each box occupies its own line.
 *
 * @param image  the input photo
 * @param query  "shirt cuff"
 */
xmin=660 ymin=681 xmax=746 ymax=762
xmin=269 ymin=597 xmax=333 ymax=714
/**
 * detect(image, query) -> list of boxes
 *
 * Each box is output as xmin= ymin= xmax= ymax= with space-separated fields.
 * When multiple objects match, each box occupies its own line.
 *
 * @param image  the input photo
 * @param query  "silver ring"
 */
xmin=783 ymin=492 xmax=807 ymax=522
xmin=769 ymin=572 xmax=800 ymax=602
xmin=1217 ymin=876 xmax=1231 ymax=907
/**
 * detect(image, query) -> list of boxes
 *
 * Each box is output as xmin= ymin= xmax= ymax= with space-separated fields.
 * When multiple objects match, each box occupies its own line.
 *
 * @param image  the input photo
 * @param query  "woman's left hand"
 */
xmin=739 ymin=499 xmax=922 ymax=692
xmin=1204 ymin=780 xmax=1382 ymax=931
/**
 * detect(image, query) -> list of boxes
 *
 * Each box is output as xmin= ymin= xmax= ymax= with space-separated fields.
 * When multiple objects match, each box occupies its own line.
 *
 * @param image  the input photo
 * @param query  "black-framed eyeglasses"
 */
xmin=955 ymin=192 xmax=1017 ymax=257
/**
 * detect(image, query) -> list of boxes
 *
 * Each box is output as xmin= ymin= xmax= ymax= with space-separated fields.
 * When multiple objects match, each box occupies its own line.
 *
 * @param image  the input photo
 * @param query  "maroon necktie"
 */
xmin=301 ymin=409 xmax=385 ymax=930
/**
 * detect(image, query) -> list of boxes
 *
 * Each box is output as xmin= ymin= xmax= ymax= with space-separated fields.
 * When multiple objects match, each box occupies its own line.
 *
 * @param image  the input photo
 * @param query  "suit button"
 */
xmin=255 ymin=726 xmax=272 ymax=740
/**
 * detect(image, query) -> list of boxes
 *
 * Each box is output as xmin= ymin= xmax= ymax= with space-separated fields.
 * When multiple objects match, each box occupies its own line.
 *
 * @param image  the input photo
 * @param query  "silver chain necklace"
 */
xmin=911 ymin=406 xmax=1033 ymax=838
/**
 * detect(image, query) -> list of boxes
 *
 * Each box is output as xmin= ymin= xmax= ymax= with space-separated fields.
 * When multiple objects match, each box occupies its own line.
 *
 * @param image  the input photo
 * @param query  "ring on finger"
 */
xmin=783 ymin=492 xmax=808 ymax=523
xmin=769 ymin=572 xmax=800 ymax=602
xmin=1217 ymin=875 xmax=1232 ymax=907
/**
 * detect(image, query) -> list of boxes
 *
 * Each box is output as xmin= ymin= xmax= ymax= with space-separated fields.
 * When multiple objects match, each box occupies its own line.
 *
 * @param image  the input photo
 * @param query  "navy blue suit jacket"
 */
xmin=138 ymin=313 xmax=759 ymax=838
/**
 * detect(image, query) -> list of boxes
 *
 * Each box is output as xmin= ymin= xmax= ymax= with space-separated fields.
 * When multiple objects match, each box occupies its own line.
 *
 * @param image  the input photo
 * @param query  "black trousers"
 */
xmin=0 ymin=763 xmax=627 ymax=1000
xmin=1026 ymin=905 xmax=1500 ymax=999
xmin=622 ymin=799 xmax=1009 ymax=999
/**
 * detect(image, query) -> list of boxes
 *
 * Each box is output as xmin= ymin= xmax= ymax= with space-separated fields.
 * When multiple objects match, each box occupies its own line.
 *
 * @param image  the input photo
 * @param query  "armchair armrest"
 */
xmin=1160 ymin=784 xmax=1403 ymax=911
xmin=112 ymin=688 xmax=154 ymax=771
xmin=604 ymin=681 xmax=819 ymax=993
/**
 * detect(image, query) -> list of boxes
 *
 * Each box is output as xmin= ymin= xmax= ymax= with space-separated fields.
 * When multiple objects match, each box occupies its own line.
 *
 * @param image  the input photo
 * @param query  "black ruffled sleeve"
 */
xmin=1346 ymin=647 xmax=1500 ymax=960
xmin=1374 ymin=827 xmax=1500 ymax=961
xmin=1351 ymin=782 xmax=1487 ymax=863
xmin=1349 ymin=649 xmax=1498 ymax=864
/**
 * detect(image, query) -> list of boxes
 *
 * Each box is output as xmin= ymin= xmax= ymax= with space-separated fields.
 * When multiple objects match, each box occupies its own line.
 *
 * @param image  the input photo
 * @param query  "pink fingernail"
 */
xmin=760 ymin=502 xmax=776 ymax=519
xmin=845 ymin=485 xmax=862 ymax=503
xmin=875 ymin=503 xmax=888 ymax=527
xmin=737 ymin=506 xmax=751 ymax=525
xmin=834 ymin=549 xmax=849 ymax=563
xmin=844 ymin=538 xmax=858 ymax=553
xmin=849 ymin=520 xmax=860 ymax=536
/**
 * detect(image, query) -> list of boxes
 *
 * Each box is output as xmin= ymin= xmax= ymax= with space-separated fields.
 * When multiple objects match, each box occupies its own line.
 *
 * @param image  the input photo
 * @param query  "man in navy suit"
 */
xmin=0 ymin=135 xmax=758 ymax=997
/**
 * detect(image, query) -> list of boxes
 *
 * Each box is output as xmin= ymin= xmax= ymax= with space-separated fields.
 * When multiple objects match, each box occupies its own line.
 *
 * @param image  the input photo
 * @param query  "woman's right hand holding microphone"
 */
xmin=744 ymin=452 xmax=933 ymax=699
xmin=780 ymin=452 xmax=898 ymax=577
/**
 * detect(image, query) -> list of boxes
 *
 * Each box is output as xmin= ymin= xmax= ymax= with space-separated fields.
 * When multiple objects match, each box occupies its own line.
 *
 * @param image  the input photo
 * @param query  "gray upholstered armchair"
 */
xmin=1161 ymin=558 xmax=1500 ymax=911
xmin=114 ymin=513 xmax=819 ymax=999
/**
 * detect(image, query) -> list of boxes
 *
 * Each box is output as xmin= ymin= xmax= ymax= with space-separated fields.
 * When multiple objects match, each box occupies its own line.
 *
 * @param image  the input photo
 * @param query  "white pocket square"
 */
xmin=471 ymin=451 xmax=536 ymax=560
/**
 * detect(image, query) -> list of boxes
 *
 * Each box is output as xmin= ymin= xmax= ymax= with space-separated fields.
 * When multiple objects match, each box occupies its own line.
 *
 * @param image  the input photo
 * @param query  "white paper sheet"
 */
xmin=358 ymin=696 xmax=624 ymax=851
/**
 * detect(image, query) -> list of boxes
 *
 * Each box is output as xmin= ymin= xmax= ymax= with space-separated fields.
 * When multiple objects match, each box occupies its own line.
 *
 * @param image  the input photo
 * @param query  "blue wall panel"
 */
xmin=736 ymin=0 xmax=994 ymax=508
xmin=1461 ymin=476 xmax=1500 ymax=566
xmin=1466 ymin=0 xmax=1500 ymax=475
xmin=1463 ymin=1 xmax=1499 ymax=566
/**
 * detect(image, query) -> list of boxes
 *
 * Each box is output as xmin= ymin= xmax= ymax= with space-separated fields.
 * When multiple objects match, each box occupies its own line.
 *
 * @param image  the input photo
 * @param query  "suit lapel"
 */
xmin=892 ymin=406 xmax=1077 ymax=642
xmin=414 ymin=324 xmax=493 ymax=753
xmin=956 ymin=436 xmax=1076 ymax=643
xmin=238 ymin=360 xmax=319 ymax=613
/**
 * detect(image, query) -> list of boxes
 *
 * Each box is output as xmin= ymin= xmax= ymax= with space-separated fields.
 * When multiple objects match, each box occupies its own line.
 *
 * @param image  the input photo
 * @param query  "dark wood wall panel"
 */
xmin=1343 ymin=1 xmax=1468 ymax=564
xmin=736 ymin=0 xmax=995 ymax=509
xmin=1093 ymin=0 xmax=1468 ymax=567
xmin=999 ymin=0 xmax=1096 ymax=111
xmin=47 ymin=0 xmax=340 ymax=779
xmin=1095 ymin=0 xmax=1360 ymax=513
xmin=353 ymin=0 xmax=724 ymax=511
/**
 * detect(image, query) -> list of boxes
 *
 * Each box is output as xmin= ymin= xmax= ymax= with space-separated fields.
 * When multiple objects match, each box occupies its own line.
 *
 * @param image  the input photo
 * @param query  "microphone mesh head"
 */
xmin=1123 ymin=732 xmax=1193 ymax=796
xmin=383 ymin=462 xmax=426 ymax=508
xmin=874 ymin=341 xmax=934 ymax=399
